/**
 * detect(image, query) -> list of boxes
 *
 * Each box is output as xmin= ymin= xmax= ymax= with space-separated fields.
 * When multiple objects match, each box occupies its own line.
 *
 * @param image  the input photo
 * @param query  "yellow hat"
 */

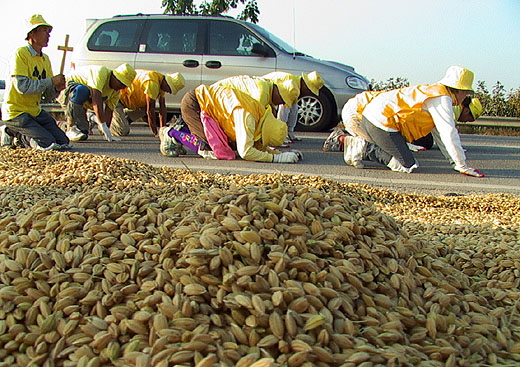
xmin=275 ymin=78 xmax=300 ymax=107
xmin=113 ymin=63 xmax=137 ymax=87
xmin=469 ymin=97 xmax=483 ymax=119
xmin=26 ymin=14 xmax=52 ymax=37
xmin=164 ymin=72 xmax=185 ymax=94
xmin=261 ymin=110 xmax=287 ymax=147
xmin=302 ymin=71 xmax=325 ymax=96
xmin=438 ymin=66 xmax=474 ymax=91
xmin=453 ymin=97 xmax=482 ymax=120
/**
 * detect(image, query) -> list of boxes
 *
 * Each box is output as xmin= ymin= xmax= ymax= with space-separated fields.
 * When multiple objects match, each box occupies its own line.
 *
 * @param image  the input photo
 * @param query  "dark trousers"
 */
xmin=180 ymin=90 xmax=208 ymax=144
xmin=5 ymin=110 xmax=69 ymax=148
xmin=361 ymin=117 xmax=416 ymax=168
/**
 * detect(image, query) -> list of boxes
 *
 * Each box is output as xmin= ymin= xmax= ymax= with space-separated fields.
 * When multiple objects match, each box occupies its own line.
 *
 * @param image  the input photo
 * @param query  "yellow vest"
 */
xmin=353 ymin=91 xmax=381 ymax=119
xmin=67 ymin=66 xmax=121 ymax=111
xmin=212 ymin=75 xmax=273 ymax=108
xmin=195 ymin=84 xmax=267 ymax=143
xmin=2 ymin=46 xmax=54 ymax=119
xmin=119 ymin=70 xmax=164 ymax=110
xmin=381 ymin=84 xmax=454 ymax=142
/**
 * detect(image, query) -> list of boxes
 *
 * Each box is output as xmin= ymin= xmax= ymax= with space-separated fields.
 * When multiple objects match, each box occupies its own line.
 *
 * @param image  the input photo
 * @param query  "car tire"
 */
xmin=296 ymin=92 xmax=333 ymax=132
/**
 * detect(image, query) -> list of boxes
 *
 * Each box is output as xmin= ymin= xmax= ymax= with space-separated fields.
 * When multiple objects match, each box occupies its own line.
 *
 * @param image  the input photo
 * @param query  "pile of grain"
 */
xmin=1 ymin=149 xmax=519 ymax=367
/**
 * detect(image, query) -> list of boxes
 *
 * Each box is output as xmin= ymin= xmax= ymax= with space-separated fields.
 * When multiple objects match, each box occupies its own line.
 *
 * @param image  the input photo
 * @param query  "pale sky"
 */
xmin=1 ymin=0 xmax=518 ymax=91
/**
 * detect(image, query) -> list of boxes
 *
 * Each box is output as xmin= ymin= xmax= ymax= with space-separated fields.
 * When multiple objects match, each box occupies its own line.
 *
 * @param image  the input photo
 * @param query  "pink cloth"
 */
xmin=200 ymin=112 xmax=235 ymax=160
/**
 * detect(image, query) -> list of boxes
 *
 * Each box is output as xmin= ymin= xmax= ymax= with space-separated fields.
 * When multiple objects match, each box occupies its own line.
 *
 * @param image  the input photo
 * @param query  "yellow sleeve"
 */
xmin=233 ymin=109 xmax=274 ymax=162
xmin=143 ymin=80 xmax=160 ymax=100
xmin=106 ymin=90 xmax=121 ymax=111
xmin=88 ymin=67 xmax=111 ymax=92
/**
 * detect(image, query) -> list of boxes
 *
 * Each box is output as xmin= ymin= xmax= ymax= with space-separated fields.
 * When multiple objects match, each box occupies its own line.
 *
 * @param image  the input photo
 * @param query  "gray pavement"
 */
xmin=71 ymin=124 xmax=520 ymax=196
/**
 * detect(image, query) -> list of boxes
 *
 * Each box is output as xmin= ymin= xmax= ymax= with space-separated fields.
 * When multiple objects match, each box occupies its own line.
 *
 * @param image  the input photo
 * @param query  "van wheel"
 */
xmin=296 ymin=93 xmax=332 ymax=132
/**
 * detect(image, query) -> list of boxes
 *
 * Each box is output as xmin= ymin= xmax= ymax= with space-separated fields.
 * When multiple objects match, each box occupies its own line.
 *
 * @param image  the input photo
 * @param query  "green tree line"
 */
xmin=161 ymin=0 xmax=259 ymax=23
xmin=372 ymin=78 xmax=520 ymax=118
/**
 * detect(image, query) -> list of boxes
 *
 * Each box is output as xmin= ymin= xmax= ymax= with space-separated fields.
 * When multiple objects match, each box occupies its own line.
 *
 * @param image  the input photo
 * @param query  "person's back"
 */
xmin=211 ymin=75 xmax=274 ymax=108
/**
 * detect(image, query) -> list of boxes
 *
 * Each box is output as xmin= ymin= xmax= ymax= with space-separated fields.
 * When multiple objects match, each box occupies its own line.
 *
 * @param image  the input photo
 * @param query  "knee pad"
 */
xmin=70 ymin=85 xmax=90 ymax=104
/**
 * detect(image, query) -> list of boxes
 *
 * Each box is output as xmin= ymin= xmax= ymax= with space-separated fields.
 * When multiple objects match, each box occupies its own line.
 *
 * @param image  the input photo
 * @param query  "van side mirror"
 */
xmin=252 ymin=43 xmax=273 ymax=57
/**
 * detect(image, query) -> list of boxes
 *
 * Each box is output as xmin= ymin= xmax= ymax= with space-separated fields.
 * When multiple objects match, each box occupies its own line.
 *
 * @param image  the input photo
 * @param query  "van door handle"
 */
xmin=205 ymin=61 xmax=222 ymax=69
xmin=183 ymin=60 xmax=200 ymax=68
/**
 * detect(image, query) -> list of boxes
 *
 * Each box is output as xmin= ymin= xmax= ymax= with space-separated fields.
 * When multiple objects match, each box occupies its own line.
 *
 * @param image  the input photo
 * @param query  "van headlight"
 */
xmin=346 ymin=76 xmax=369 ymax=90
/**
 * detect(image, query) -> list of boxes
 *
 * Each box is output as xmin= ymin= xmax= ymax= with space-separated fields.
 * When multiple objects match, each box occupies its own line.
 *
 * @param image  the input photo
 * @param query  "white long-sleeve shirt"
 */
xmin=364 ymin=94 xmax=466 ymax=167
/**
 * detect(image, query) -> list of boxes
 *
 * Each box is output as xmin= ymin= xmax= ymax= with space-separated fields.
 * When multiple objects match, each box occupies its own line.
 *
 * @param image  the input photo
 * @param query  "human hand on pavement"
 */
xmin=99 ymin=122 xmax=122 ymax=142
xmin=290 ymin=149 xmax=303 ymax=161
xmin=454 ymin=165 xmax=485 ymax=177
xmin=273 ymin=151 xmax=299 ymax=163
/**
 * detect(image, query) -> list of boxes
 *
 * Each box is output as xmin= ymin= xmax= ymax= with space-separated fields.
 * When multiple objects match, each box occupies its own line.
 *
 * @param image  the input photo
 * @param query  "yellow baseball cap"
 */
xmin=302 ymin=71 xmax=324 ymax=96
xmin=276 ymin=78 xmax=300 ymax=107
xmin=26 ymin=14 xmax=52 ymax=38
xmin=438 ymin=66 xmax=474 ymax=91
xmin=165 ymin=72 xmax=185 ymax=95
xmin=261 ymin=109 xmax=287 ymax=147
xmin=113 ymin=63 xmax=137 ymax=87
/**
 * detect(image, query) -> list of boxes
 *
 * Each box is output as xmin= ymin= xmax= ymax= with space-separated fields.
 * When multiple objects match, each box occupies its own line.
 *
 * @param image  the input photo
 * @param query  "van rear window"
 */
xmin=88 ymin=20 xmax=144 ymax=52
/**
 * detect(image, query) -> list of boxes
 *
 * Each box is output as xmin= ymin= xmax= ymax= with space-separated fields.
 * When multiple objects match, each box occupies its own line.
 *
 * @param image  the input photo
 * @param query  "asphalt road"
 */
xmin=71 ymin=123 xmax=520 ymax=196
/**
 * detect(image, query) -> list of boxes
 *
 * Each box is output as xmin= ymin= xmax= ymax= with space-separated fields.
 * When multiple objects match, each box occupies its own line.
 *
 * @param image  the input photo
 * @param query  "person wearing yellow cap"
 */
xmin=262 ymin=71 xmax=324 ymax=143
xmin=59 ymin=63 xmax=136 ymax=142
xmin=160 ymin=84 xmax=302 ymax=163
xmin=0 ymin=14 xmax=70 ymax=151
xmin=411 ymin=96 xmax=483 ymax=150
xmin=110 ymin=69 xmax=185 ymax=137
xmin=343 ymin=66 xmax=484 ymax=177
xmin=170 ymin=74 xmax=298 ymax=155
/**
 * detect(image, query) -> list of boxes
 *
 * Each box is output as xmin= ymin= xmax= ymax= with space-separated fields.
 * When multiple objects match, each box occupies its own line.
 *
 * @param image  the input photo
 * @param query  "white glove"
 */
xmin=406 ymin=142 xmax=427 ymax=152
xmin=453 ymin=164 xmax=484 ymax=177
xmin=387 ymin=157 xmax=418 ymax=173
xmin=99 ymin=122 xmax=121 ymax=142
xmin=290 ymin=149 xmax=303 ymax=161
xmin=273 ymin=152 xmax=299 ymax=163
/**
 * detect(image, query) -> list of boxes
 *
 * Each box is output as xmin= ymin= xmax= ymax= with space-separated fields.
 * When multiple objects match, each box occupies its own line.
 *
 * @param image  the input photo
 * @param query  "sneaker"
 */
xmin=159 ymin=126 xmax=178 ymax=157
xmin=29 ymin=139 xmax=61 ymax=150
xmin=198 ymin=148 xmax=217 ymax=160
xmin=288 ymin=132 xmax=302 ymax=142
xmin=343 ymin=136 xmax=367 ymax=169
xmin=0 ymin=125 xmax=13 ymax=147
xmin=59 ymin=144 xmax=73 ymax=150
xmin=66 ymin=126 xmax=87 ymax=141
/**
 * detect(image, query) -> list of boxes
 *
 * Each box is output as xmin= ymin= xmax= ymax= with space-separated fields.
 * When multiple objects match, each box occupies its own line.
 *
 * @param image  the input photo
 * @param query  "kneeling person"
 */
xmin=161 ymin=85 xmax=302 ymax=163
xmin=1 ymin=14 xmax=69 ymax=150
xmin=60 ymin=63 xmax=136 ymax=142
xmin=112 ymin=70 xmax=185 ymax=137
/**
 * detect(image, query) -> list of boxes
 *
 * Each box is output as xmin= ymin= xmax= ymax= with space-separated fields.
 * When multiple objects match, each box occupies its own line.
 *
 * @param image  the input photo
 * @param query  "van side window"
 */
xmin=209 ymin=21 xmax=263 ymax=56
xmin=88 ymin=20 xmax=144 ymax=52
xmin=144 ymin=20 xmax=199 ymax=54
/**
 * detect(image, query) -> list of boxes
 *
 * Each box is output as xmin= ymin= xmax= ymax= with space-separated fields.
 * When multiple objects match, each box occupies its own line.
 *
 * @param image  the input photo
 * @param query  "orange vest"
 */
xmin=381 ymin=84 xmax=455 ymax=142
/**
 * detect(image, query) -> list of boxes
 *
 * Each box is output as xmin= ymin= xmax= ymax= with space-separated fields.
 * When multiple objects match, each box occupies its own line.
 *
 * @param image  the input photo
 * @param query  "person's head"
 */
xmin=25 ymin=15 xmax=53 ymax=51
xmin=262 ymin=111 xmax=287 ymax=147
xmin=301 ymin=71 xmax=324 ymax=96
xmin=272 ymin=78 xmax=300 ymax=107
xmin=438 ymin=66 xmax=474 ymax=104
xmin=111 ymin=63 xmax=137 ymax=90
xmin=454 ymin=97 xmax=483 ymax=122
xmin=162 ymin=72 xmax=185 ymax=95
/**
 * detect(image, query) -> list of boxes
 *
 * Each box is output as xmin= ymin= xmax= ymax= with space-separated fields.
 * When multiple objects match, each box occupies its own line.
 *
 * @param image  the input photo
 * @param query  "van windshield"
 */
xmin=248 ymin=23 xmax=304 ymax=55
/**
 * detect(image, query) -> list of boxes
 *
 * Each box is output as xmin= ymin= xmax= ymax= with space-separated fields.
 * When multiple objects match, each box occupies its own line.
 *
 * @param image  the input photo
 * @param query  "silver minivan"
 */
xmin=71 ymin=14 xmax=370 ymax=131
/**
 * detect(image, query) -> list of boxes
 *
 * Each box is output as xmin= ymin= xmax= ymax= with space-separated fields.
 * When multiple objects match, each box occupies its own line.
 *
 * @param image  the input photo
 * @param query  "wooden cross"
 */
xmin=58 ymin=34 xmax=74 ymax=74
